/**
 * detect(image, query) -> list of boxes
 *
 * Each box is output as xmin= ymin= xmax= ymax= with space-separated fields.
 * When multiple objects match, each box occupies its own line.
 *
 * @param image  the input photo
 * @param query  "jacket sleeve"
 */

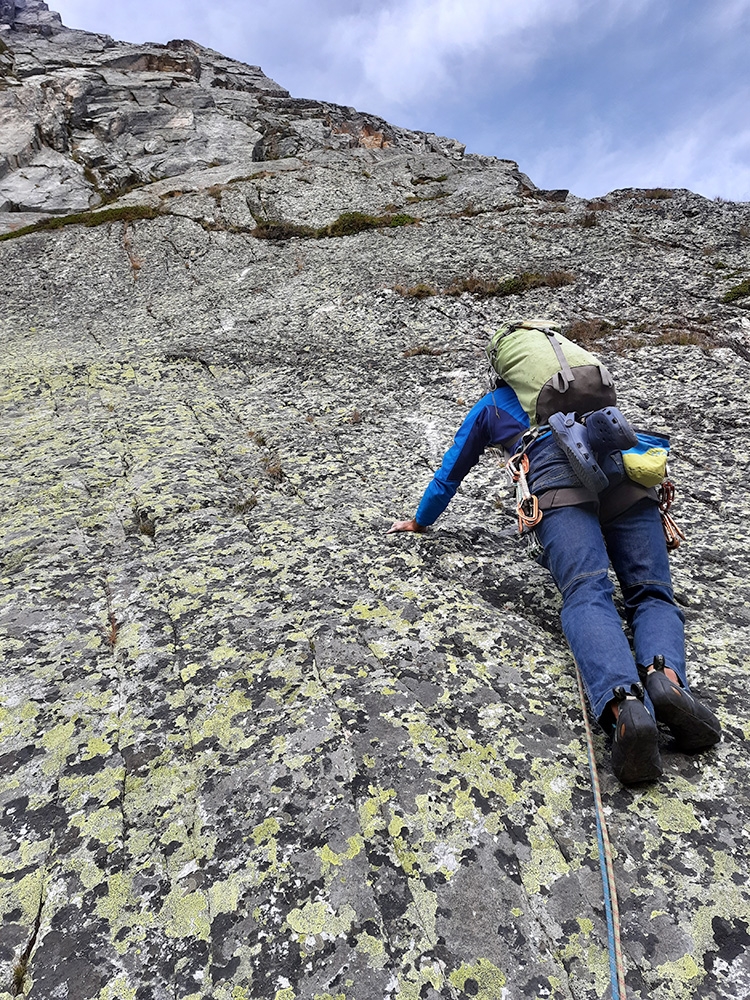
xmin=414 ymin=388 xmax=529 ymax=527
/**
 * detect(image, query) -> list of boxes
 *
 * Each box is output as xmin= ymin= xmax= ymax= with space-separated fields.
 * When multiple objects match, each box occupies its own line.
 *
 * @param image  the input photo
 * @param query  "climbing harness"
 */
xmin=658 ymin=479 xmax=686 ymax=551
xmin=574 ymin=664 xmax=628 ymax=1000
xmin=506 ymin=451 xmax=542 ymax=533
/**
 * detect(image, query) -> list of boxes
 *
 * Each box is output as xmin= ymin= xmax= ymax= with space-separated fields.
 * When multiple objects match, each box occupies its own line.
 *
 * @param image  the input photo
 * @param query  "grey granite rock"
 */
xmin=1 ymin=7 xmax=750 ymax=1000
xmin=0 ymin=143 xmax=96 ymax=211
xmin=0 ymin=7 xmax=464 ymax=218
xmin=3 ymin=0 xmax=61 ymax=34
xmin=0 ymin=2 xmax=15 ymax=26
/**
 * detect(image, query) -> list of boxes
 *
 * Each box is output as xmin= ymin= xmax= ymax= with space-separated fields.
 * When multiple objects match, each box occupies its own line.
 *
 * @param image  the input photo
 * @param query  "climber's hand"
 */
xmin=386 ymin=518 xmax=424 ymax=534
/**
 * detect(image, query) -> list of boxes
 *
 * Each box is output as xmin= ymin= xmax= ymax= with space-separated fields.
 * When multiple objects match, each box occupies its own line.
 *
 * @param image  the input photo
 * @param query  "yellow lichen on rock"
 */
xmin=449 ymin=958 xmax=507 ymax=999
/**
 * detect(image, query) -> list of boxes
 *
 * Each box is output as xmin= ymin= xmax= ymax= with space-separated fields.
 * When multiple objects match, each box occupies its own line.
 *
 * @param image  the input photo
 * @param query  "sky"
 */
xmin=49 ymin=0 xmax=750 ymax=201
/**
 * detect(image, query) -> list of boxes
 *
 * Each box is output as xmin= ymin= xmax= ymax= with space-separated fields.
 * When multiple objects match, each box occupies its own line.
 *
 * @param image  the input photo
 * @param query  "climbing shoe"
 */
xmin=611 ymin=684 xmax=663 ymax=785
xmin=548 ymin=411 xmax=609 ymax=493
xmin=584 ymin=406 xmax=638 ymax=456
xmin=645 ymin=656 xmax=721 ymax=752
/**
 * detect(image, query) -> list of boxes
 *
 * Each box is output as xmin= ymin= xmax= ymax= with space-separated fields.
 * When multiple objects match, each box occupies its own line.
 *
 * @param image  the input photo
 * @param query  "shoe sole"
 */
xmin=585 ymin=407 xmax=638 ymax=454
xmin=647 ymin=673 xmax=721 ymax=752
xmin=612 ymin=703 xmax=663 ymax=784
xmin=613 ymin=738 xmax=663 ymax=784
xmin=549 ymin=412 xmax=609 ymax=493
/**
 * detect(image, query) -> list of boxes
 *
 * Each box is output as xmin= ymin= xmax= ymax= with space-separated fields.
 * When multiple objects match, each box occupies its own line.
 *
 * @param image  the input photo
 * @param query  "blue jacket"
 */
xmin=415 ymin=386 xmax=529 ymax=527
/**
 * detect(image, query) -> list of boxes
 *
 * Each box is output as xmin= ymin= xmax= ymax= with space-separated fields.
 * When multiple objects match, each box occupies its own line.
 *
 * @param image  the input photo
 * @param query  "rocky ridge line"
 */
xmin=0 ymin=0 xmax=467 ymax=229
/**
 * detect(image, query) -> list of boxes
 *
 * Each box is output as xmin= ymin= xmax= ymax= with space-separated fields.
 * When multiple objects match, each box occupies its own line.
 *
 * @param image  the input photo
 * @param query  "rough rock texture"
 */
xmin=2 ymin=7 xmax=750 ymax=1000
xmin=0 ymin=0 xmax=462 ymax=226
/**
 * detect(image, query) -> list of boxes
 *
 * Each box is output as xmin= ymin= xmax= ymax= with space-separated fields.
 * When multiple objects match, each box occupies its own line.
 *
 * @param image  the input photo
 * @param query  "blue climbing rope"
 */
xmin=574 ymin=664 xmax=627 ymax=1000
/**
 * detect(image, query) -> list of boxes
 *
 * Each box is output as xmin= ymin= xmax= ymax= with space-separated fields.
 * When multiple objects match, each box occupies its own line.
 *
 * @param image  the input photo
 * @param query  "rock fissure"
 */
xmin=10 ymin=880 xmax=44 ymax=996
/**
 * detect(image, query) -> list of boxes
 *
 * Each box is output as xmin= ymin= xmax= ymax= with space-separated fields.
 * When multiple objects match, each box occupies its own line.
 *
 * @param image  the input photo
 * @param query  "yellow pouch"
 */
xmin=622 ymin=447 xmax=668 ymax=487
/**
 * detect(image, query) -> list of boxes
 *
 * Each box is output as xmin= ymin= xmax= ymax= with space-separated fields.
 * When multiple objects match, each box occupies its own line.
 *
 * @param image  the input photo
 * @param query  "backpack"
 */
xmin=486 ymin=318 xmax=616 ymax=429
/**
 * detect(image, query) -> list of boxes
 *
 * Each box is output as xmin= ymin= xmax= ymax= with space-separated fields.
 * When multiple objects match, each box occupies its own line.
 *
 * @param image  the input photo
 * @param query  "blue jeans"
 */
xmin=529 ymin=440 xmax=686 ymax=724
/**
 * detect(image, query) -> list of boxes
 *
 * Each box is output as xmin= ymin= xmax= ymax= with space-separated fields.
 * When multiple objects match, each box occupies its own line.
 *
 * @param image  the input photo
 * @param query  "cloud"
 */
xmin=624 ymin=108 xmax=750 ymax=201
xmin=525 ymin=88 xmax=750 ymax=200
xmin=330 ymin=0 xmax=579 ymax=104
xmin=323 ymin=0 xmax=655 ymax=106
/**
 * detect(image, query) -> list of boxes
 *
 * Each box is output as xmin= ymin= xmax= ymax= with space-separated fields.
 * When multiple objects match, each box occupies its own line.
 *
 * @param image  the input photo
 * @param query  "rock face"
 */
xmin=1 ymin=0 xmax=60 ymax=34
xmin=0 ymin=0 xmax=462 ymax=223
xmin=2 ymin=7 xmax=750 ymax=1000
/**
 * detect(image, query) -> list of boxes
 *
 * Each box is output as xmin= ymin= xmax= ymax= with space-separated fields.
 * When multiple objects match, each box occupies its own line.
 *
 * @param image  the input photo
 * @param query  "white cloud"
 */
xmin=324 ymin=0 xmax=654 ymax=106
xmin=332 ymin=0 xmax=578 ymax=103
xmin=527 ymin=92 xmax=750 ymax=201
xmin=631 ymin=115 xmax=750 ymax=202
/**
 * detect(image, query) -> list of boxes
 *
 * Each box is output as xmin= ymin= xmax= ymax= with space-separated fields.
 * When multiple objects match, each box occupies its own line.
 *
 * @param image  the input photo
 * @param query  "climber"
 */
xmin=387 ymin=319 xmax=721 ymax=785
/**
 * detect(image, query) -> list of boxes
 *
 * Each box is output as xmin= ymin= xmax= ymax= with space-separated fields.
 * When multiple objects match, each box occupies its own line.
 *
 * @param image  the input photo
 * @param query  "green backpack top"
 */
xmin=486 ymin=318 xmax=616 ymax=429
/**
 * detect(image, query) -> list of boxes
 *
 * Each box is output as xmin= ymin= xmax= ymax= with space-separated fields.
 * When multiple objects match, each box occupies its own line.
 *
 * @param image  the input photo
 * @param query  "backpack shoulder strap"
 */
xmin=542 ymin=326 xmax=614 ymax=392
xmin=544 ymin=328 xmax=576 ymax=391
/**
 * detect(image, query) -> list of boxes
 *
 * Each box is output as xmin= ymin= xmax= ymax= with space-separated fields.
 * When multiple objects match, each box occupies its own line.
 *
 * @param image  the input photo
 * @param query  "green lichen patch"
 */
xmin=449 ymin=958 xmax=507 ymax=1000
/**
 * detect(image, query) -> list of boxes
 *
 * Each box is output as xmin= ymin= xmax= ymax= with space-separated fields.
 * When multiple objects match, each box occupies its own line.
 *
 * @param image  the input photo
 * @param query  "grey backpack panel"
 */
xmin=536 ymin=365 xmax=617 ymax=424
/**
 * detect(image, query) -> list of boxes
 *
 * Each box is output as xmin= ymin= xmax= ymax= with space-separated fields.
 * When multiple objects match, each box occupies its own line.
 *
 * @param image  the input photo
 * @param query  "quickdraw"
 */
xmin=506 ymin=452 xmax=543 ymax=533
xmin=658 ymin=478 xmax=686 ymax=551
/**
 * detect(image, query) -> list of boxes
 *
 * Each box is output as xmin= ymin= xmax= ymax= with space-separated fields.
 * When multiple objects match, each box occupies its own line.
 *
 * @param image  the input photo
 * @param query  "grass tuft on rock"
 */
xmin=403 ymin=344 xmax=445 ymax=357
xmin=566 ymin=318 xmax=614 ymax=346
xmin=323 ymin=211 xmax=416 ymax=236
xmin=723 ymin=277 xmax=750 ymax=303
xmin=653 ymin=328 xmax=713 ymax=346
xmin=0 ymin=204 xmax=160 ymax=241
xmin=252 ymin=220 xmax=316 ymax=240
xmin=393 ymin=282 xmax=439 ymax=299
xmin=2 ymin=206 xmax=418 ymax=243
xmin=252 ymin=211 xmax=418 ymax=241
xmin=394 ymin=271 xmax=575 ymax=300
xmin=642 ymin=189 xmax=673 ymax=200
xmin=445 ymin=271 xmax=575 ymax=298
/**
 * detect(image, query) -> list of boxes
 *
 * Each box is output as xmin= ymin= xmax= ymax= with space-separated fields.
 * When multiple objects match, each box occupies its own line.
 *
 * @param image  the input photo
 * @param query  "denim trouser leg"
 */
xmin=528 ymin=434 xmax=688 ymax=723
xmin=535 ymin=503 xmax=641 ymax=722
xmin=602 ymin=498 xmax=687 ymax=686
